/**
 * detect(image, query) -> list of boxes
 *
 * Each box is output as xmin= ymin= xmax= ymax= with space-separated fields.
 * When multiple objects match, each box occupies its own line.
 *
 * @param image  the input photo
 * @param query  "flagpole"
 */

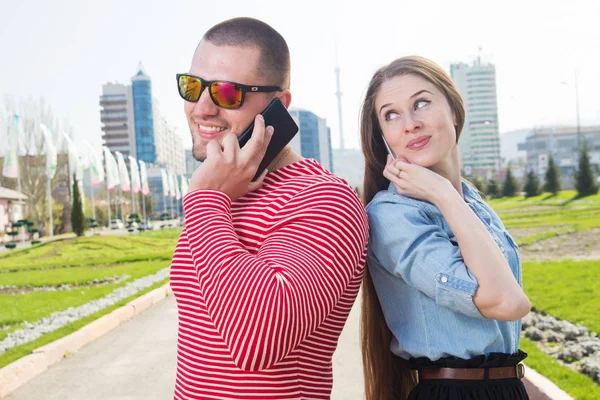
xmin=17 ymin=173 xmax=24 ymax=244
xmin=47 ymin=176 xmax=53 ymax=237
xmin=120 ymin=187 xmax=124 ymax=223
xmin=131 ymin=187 xmax=135 ymax=216
xmin=142 ymin=192 xmax=146 ymax=225
xmin=91 ymin=182 xmax=96 ymax=221
xmin=107 ymin=182 xmax=111 ymax=228
xmin=14 ymin=118 xmax=25 ymax=244
xmin=170 ymin=193 xmax=174 ymax=220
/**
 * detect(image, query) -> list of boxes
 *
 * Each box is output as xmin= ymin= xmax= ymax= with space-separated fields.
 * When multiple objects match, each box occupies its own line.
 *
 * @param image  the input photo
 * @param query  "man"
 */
xmin=170 ymin=17 xmax=368 ymax=400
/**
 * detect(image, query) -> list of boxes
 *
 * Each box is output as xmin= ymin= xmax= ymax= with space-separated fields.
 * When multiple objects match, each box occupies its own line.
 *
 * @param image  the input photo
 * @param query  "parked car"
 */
xmin=139 ymin=221 xmax=154 ymax=230
xmin=109 ymin=219 xmax=124 ymax=229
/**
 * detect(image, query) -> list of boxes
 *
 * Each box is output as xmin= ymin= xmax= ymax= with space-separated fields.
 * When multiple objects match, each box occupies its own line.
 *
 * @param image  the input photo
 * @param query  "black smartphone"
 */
xmin=238 ymin=98 xmax=299 ymax=181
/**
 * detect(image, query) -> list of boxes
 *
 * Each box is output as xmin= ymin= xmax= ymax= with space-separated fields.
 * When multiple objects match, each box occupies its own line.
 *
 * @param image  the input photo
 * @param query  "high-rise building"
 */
xmin=100 ymin=65 xmax=184 ymax=174
xmin=100 ymin=64 xmax=185 ymax=218
xmin=450 ymin=58 xmax=501 ymax=177
xmin=185 ymin=149 xmax=201 ymax=178
xmin=131 ymin=66 xmax=156 ymax=164
xmin=288 ymin=108 xmax=333 ymax=172
xmin=99 ymin=83 xmax=136 ymax=157
xmin=153 ymin=102 xmax=185 ymax=175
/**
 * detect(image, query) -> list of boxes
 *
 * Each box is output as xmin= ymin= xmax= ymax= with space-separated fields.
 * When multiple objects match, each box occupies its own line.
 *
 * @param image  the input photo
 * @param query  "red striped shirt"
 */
xmin=170 ymin=159 xmax=368 ymax=400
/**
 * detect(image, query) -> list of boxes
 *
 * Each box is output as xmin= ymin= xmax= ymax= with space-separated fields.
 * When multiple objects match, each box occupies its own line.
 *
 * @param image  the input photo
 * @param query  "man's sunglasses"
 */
xmin=176 ymin=73 xmax=282 ymax=109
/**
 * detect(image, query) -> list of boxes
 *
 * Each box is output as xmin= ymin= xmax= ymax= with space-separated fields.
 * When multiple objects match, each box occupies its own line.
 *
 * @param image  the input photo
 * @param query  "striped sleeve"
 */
xmin=181 ymin=183 xmax=368 ymax=372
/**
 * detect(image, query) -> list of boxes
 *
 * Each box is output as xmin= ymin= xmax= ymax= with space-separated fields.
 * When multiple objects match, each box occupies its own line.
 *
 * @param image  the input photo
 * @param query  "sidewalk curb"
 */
xmin=0 ymin=283 xmax=172 ymax=399
xmin=523 ymin=364 xmax=574 ymax=399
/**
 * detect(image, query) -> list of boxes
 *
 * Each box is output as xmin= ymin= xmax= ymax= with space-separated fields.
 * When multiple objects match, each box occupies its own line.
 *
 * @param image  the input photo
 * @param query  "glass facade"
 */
xmin=132 ymin=70 xmax=157 ymax=163
xmin=298 ymin=111 xmax=321 ymax=163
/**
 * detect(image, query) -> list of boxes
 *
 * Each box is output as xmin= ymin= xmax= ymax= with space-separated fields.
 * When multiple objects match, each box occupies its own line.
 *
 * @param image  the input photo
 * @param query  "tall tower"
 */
xmin=131 ymin=62 xmax=157 ymax=164
xmin=450 ymin=56 xmax=501 ymax=177
xmin=335 ymin=47 xmax=345 ymax=150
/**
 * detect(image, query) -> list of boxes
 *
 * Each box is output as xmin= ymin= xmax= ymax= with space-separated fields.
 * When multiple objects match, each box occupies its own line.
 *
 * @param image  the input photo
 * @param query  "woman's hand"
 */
xmin=383 ymin=155 xmax=454 ymax=205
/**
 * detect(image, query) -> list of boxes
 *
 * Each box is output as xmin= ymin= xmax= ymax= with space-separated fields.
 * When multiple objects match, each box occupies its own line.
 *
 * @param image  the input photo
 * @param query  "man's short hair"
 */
xmin=202 ymin=17 xmax=291 ymax=89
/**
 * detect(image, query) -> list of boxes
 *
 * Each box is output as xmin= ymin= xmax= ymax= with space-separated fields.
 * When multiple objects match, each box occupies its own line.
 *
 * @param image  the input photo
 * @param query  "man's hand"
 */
xmin=188 ymin=114 xmax=274 ymax=201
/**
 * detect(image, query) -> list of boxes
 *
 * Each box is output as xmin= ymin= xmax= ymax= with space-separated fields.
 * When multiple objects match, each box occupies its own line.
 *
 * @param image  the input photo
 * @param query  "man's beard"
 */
xmin=191 ymin=138 xmax=207 ymax=162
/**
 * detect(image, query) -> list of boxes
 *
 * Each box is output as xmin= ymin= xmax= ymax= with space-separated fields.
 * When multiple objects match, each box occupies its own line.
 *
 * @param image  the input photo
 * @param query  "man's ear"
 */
xmin=278 ymin=90 xmax=292 ymax=108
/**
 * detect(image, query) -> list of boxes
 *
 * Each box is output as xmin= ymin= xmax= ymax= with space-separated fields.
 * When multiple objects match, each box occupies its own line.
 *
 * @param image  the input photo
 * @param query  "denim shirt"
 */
xmin=365 ymin=181 xmax=522 ymax=361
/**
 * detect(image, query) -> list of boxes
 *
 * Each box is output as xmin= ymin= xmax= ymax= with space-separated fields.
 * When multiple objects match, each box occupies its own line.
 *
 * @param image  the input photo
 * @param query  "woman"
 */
xmin=360 ymin=56 xmax=531 ymax=400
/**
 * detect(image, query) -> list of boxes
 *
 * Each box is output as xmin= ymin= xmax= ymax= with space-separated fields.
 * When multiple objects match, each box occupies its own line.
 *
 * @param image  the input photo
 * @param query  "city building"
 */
xmin=185 ymin=149 xmax=201 ymax=179
xmin=100 ymin=65 xmax=185 ymax=217
xmin=450 ymin=58 xmax=501 ymax=177
xmin=99 ymin=65 xmax=184 ymax=175
xmin=517 ymin=126 xmax=600 ymax=188
xmin=288 ymin=108 xmax=333 ymax=172
xmin=131 ymin=67 xmax=156 ymax=164
xmin=153 ymin=103 xmax=185 ymax=176
xmin=0 ymin=186 xmax=28 ymax=236
xmin=99 ymin=83 xmax=136 ymax=157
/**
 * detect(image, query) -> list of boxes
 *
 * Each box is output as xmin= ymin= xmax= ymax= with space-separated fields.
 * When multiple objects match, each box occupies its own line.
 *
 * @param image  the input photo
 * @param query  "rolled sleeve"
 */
xmin=366 ymin=194 xmax=484 ymax=319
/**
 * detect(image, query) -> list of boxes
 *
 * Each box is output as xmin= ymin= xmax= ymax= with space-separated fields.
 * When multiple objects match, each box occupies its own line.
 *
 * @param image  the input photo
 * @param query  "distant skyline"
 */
xmin=1 ymin=0 xmax=599 ymax=154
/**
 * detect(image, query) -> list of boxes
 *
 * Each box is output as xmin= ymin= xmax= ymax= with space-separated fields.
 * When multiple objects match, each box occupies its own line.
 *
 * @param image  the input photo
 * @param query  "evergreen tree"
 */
xmin=71 ymin=174 xmax=85 ymax=237
xmin=471 ymin=177 xmax=486 ymax=194
xmin=543 ymin=155 xmax=562 ymax=195
xmin=524 ymin=170 xmax=541 ymax=198
xmin=575 ymin=142 xmax=599 ymax=197
xmin=502 ymin=167 xmax=519 ymax=197
xmin=486 ymin=179 xmax=499 ymax=198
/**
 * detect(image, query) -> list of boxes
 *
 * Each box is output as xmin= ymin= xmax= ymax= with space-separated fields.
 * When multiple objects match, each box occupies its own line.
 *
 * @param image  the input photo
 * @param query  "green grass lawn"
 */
xmin=521 ymin=337 xmax=600 ymax=400
xmin=486 ymin=191 xmax=600 ymax=397
xmin=523 ymin=259 xmax=600 ymax=334
xmin=0 ymin=230 xmax=180 ymax=271
xmin=487 ymin=191 xmax=600 ymax=246
xmin=0 ymin=232 xmax=178 ymax=368
xmin=0 ymin=278 xmax=169 ymax=369
xmin=0 ymin=260 xmax=168 ymax=288
xmin=0 ymin=260 xmax=170 ymax=339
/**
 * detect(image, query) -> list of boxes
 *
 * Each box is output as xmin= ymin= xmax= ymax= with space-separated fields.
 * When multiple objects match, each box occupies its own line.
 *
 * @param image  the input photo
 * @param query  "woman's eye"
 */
xmin=385 ymin=111 xmax=399 ymax=121
xmin=415 ymin=100 xmax=430 ymax=110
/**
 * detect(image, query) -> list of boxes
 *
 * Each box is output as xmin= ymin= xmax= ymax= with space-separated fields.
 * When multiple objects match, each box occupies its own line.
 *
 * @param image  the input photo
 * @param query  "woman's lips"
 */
xmin=406 ymin=136 xmax=431 ymax=150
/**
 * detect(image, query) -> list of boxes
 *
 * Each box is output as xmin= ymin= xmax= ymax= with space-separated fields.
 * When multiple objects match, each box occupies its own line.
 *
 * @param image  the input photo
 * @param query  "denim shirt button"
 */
xmin=501 ymin=246 xmax=505 ymax=253
xmin=440 ymin=275 xmax=448 ymax=283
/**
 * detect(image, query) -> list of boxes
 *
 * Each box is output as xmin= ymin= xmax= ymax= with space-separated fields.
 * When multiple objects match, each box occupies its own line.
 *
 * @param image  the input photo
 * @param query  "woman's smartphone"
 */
xmin=381 ymin=135 xmax=397 ymax=160
xmin=238 ymin=98 xmax=299 ymax=181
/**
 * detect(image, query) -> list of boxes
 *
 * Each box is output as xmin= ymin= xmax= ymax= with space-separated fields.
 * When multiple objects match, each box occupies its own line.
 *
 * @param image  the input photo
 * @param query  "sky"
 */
xmin=1 ymin=0 xmax=599 ymax=154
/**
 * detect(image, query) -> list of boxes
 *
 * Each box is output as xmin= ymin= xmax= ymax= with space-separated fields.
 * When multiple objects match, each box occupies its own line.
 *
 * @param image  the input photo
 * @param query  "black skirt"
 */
xmin=406 ymin=350 xmax=529 ymax=400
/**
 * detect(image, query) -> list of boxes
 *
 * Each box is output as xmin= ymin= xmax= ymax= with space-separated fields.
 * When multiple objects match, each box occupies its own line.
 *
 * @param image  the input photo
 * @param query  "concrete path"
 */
xmin=4 ymin=293 xmax=565 ymax=400
xmin=5 ymin=296 xmax=178 ymax=400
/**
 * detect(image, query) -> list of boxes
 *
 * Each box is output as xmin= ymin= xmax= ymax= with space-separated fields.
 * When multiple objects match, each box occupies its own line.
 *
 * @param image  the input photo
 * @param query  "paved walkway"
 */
xmin=4 ymin=294 xmax=555 ymax=400
xmin=5 ymin=294 xmax=363 ymax=400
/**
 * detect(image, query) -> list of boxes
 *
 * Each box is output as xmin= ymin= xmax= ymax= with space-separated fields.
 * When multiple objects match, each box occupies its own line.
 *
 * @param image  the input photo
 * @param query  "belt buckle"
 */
xmin=516 ymin=363 xmax=525 ymax=379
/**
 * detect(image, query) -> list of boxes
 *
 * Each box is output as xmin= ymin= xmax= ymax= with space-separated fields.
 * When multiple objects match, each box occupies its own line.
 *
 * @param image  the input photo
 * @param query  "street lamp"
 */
xmin=561 ymin=74 xmax=581 ymax=152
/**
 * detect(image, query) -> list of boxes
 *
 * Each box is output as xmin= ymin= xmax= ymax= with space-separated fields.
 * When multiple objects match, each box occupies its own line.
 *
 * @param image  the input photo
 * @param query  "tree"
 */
xmin=523 ymin=170 xmax=541 ymax=198
xmin=0 ymin=97 xmax=70 ymax=236
xmin=71 ymin=173 xmax=85 ymax=236
xmin=575 ymin=142 xmax=599 ymax=197
xmin=502 ymin=167 xmax=519 ymax=197
xmin=486 ymin=179 xmax=499 ymax=198
xmin=543 ymin=155 xmax=562 ymax=195
xmin=143 ymin=195 xmax=153 ymax=221
xmin=471 ymin=177 xmax=486 ymax=194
